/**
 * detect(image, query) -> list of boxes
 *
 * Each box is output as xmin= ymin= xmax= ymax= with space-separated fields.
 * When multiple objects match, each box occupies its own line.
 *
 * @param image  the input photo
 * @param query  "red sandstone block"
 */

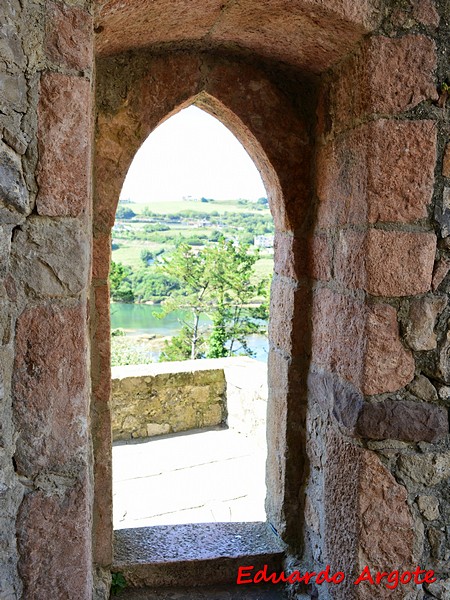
xmin=365 ymin=230 xmax=436 ymax=296
xmin=274 ymin=232 xmax=331 ymax=281
xmin=45 ymin=1 xmax=93 ymax=71
xmin=311 ymin=289 xmax=414 ymax=394
xmin=316 ymin=120 xmax=436 ymax=227
xmin=92 ymin=231 xmax=111 ymax=281
xmin=366 ymin=120 xmax=436 ymax=223
xmin=336 ymin=229 xmax=436 ymax=296
xmin=324 ymin=435 xmax=415 ymax=595
xmin=17 ymin=480 xmax=91 ymax=599
xmin=363 ymin=303 xmax=415 ymax=395
xmin=13 ymin=303 xmax=89 ymax=478
xmin=443 ymin=143 xmax=450 ymax=178
xmin=37 ymin=72 xmax=91 ymax=217
xmin=331 ymin=35 xmax=437 ymax=130
xmin=269 ymin=276 xmax=311 ymax=357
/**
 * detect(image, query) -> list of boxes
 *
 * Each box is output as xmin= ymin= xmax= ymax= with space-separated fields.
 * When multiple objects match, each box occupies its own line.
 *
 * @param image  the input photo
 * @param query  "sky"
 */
xmin=120 ymin=106 xmax=267 ymax=203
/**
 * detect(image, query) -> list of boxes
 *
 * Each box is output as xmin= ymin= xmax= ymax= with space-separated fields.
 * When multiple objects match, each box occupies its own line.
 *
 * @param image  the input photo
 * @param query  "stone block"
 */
xmin=411 ymin=0 xmax=440 ymax=27
xmin=274 ymin=231 xmax=331 ymax=281
xmin=325 ymin=435 xmax=415 ymax=598
xmin=13 ymin=303 xmax=89 ymax=478
xmin=269 ymin=276 xmax=312 ymax=357
xmin=405 ymin=296 xmax=448 ymax=351
xmin=331 ymin=35 xmax=437 ymax=130
xmin=365 ymin=230 xmax=436 ymax=297
xmin=16 ymin=481 xmax=91 ymax=600
xmin=355 ymin=399 xmax=448 ymax=443
xmin=10 ymin=217 xmax=89 ymax=298
xmin=0 ymin=72 xmax=27 ymax=114
xmin=317 ymin=120 xmax=437 ymax=227
xmin=92 ymin=231 xmax=111 ymax=281
xmin=363 ymin=303 xmax=415 ymax=395
xmin=397 ymin=452 xmax=450 ymax=486
xmin=432 ymin=257 xmax=450 ymax=291
xmin=45 ymin=2 xmax=93 ymax=71
xmin=442 ymin=144 xmax=450 ymax=178
xmin=417 ymin=495 xmax=440 ymax=521
xmin=0 ymin=139 xmax=29 ymax=215
xmin=436 ymin=188 xmax=450 ymax=238
xmin=407 ymin=375 xmax=439 ymax=403
xmin=36 ymin=72 xmax=91 ymax=217
xmin=0 ymin=226 xmax=12 ymax=279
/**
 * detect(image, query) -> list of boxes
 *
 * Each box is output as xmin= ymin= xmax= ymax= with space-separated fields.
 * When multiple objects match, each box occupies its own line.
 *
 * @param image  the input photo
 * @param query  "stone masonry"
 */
xmin=0 ymin=1 xmax=449 ymax=599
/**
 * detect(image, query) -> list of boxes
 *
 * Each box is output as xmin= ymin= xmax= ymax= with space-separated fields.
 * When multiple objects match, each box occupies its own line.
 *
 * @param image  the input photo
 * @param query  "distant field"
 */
xmin=113 ymin=240 xmax=274 ymax=282
xmin=112 ymin=242 xmax=166 ymax=269
xmin=124 ymin=199 xmax=271 ymax=216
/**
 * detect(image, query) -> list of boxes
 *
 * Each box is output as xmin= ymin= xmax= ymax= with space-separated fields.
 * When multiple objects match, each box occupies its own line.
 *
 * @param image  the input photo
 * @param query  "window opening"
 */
xmin=110 ymin=105 xmax=273 ymax=531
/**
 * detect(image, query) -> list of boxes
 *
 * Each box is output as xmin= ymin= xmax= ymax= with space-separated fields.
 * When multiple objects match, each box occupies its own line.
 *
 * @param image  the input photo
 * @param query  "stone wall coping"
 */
xmin=111 ymin=357 xmax=265 ymax=380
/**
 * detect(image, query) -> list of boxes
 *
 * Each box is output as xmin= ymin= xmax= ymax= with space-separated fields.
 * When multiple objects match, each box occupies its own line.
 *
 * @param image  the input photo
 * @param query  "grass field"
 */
xmin=123 ymin=199 xmax=271 ymax=216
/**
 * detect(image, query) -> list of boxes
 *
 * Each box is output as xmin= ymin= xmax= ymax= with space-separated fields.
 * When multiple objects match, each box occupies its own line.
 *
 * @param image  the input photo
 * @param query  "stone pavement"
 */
xmin=113 ymin=427 xmax=267 ymax=529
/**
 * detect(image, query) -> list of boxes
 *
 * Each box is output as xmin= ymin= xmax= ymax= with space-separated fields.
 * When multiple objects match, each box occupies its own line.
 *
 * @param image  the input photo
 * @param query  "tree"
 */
xmin=115 ymin=206 xmax=136 ymax=220
xmin=156 ymin=240 xmax=269 ymax=361
xmin=109 ymin=261 xmax=134 ymax=302
xmin=156 ymin=243 xmax=212 ymax=360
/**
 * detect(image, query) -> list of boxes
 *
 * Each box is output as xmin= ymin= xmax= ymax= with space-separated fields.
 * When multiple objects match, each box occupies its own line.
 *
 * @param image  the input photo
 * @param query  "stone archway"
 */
xmin=92 ymin=50 xmax=315 ymax=567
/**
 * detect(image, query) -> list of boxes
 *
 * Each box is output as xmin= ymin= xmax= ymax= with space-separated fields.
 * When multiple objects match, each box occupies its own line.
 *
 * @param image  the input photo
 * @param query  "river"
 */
xmin=110 ymin=303 xmax=269 ymax=362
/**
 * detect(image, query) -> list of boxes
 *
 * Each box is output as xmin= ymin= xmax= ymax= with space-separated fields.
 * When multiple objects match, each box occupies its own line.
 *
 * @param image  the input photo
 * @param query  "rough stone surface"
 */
xmin=365 ymin=230 xmax=436 ymax=297
xmin=96 ymin=0 xmax=380 ymax=70
xmin=10 ymin=217 xmax=90 ymax=298
xmin=114 ymin=522 xmax=284 ymax=587
xmin=0 ymin=138 xmax=29 ymax=216
xmin=45 ymin=1 xmax=93 ymax=70
xmin=111 ymin=364 xmax=226 ymax=440
xmin=426 ymin=578 xmax=450 ymax=600
xmin=397 ymin=452 xmax=450 ymax=487
xmin=355 ymin=399 xmax=448 ymax=442
xmin=13 ymin=304 xmax=89 ymax=478
xmin=16 ymin=481 xmax=92 ymax=600
xmin=417 ymin=495 xmax=440 ymax=521
xmin=363 ymin=303 xmax=415 ymax=395
xmin=432 ymin=257 xmax=450 ymax=291
xmin=317 ymin=120 xmax=437 ymax=226
xmin=407 ymin=375 xmax=439 ymax=403
xmin=328 ymin=35 xmax=438 ymax=131
xmin=36 ymin=72 xmax=91 ymax=217
xmin=443 ymin=144 xmax=450 ymax=178
xmin=325 ymin=435 xmax=415 ymax=599
xmin=405 ymin=296 xmax=448 ymax=351
xmin=274 ymin=232 xmax=332 ymax=282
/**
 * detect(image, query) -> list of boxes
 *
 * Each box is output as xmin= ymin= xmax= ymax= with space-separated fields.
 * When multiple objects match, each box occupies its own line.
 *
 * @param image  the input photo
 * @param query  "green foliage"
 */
xmin=116 ymin=206 xmax=136 ymax=219
xmin=110 ymin=261 xmax=134 ymax=302
xmin=111 ymin=328 xmax=125 ymax=337
xmin=140 ymin=248 xmax=154 ymax=266
xmin=111 ymin=572 xmax=127 ymax=596
xmin=157 ymin=240 xmax=269 ymax=361
xmin=159 ymin=325 xmax=206 ymax=362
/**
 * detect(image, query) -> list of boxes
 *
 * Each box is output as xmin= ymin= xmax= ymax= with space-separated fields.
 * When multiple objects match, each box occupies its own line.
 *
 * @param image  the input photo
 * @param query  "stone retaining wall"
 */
xmin=111 ymin=361 xmax=227 ymax=441
xmin=111 ymin=357 xmax=268 ymax=442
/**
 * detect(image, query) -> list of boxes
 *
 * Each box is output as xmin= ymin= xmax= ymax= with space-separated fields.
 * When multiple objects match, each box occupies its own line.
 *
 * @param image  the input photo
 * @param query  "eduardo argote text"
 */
xmin=237 ymin=564 xmax=437 ymax=590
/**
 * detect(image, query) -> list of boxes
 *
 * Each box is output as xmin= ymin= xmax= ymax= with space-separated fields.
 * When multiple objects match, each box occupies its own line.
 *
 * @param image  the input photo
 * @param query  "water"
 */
xmin=110 ymin=302 xmax=269 ymax=362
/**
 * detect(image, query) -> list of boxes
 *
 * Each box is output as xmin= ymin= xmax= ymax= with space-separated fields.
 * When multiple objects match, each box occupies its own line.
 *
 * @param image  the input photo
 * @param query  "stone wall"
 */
xmin=0 ymin=1 xmax=94 ymax=598
xmin=1 ymin=1 xmax=450 ymax=599
xmin=298 ymin=5 xmax=450 ymax=599
xmin=111 ymin=361 xmax=227 ymax=441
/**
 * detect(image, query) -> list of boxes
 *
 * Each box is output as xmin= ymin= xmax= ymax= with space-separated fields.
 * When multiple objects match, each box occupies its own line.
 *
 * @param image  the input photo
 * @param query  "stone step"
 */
xmin=115 ymin=583 xmax=290 ymax=599
xmin=113 ymin=522 xmax=285 ymax=588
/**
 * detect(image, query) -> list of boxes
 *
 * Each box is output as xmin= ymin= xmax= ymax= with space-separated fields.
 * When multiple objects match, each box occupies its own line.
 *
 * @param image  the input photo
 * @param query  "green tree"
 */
xmin=156 ymin=243 xmax=212 ymax=360
xmin=109 ymin=261 xmax=134 ymax=302
xmin=157 ymin=240 xmax=269 ymax=361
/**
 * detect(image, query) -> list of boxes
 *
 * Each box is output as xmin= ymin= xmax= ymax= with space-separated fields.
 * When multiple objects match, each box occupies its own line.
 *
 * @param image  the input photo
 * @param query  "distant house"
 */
xmin=254 ymin=234 xmax=274 ymax=249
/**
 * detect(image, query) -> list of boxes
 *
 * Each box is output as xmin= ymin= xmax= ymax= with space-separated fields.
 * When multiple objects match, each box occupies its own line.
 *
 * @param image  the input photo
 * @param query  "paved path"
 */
xmin=113 ymin=427 xmax=267 ymax=529
xmin=116 ymin=585 xmax=289 ymax=599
